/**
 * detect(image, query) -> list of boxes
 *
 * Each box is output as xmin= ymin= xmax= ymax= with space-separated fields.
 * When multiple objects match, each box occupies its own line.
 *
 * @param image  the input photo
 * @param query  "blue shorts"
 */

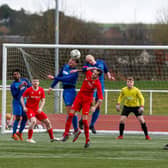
xmin=63 ymin=88 xmax=76 ymax=106
xmin=12 ymin=101 xmax=27 ymax=117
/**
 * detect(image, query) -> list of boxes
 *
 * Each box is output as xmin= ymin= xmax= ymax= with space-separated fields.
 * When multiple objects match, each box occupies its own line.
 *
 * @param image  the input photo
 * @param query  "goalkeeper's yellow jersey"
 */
xmin=117 ymin=86 xmax=144 ymax=107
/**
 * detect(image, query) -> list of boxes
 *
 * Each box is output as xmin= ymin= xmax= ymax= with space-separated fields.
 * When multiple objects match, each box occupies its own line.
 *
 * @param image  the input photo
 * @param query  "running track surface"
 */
xmin=47 ymin=114 xmax=168 ymax=132
xmin=1 ymin=114 xmax=168 ymax=132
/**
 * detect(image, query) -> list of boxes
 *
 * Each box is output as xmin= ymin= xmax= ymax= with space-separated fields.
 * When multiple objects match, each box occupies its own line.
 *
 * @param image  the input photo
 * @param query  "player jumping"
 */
xmin=48 ymin=58 xmax=79 ymax=134
xmin=58 ymin=68 xmax=103 ymax=148
xmin=79 ymin=55 xmax=115 ymax=134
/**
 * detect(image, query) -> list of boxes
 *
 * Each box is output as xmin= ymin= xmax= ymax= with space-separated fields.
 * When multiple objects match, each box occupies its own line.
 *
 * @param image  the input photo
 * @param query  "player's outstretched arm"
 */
xmin=55 ymin=72 xmax=78 ymax=82
xmin=70 ymin=69 xmax=82 ymax=73
xmin=47 ymin=75 xmax=54 ymax=80
xmin=106 ymin=72 xmax=115 ymax=80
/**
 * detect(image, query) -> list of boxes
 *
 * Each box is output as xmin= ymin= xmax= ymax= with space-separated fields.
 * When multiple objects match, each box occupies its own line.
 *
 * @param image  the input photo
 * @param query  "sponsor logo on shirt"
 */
xmin=127 ymin=96 xmax=133 ymax=100
xmin=63 ymin=71 xmax=69 ymax=75
xmin=30 ymin=96 xmax=41 ymax=98
xmin=88 ymin=81 xmax=93 ymax=87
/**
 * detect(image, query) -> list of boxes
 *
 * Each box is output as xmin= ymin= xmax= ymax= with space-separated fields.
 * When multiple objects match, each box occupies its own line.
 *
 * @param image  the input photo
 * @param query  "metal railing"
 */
xmin=52 ymin=89 xmax=168 ymax=115
xmin=2 ymin=86 xmax=168 ymax=115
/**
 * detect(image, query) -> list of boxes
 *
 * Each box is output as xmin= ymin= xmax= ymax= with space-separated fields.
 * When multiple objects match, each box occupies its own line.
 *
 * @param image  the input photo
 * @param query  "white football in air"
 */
xmin=70 ymin=49 xmax=81 ymax=59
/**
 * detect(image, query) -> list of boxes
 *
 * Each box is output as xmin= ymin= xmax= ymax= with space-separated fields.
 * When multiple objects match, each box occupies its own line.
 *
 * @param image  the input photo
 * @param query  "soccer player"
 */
xmin=48 ymin=58 xmax=79 ymax=134
xmin=21 ymin=77 xmax=56 ymax=143
xmin=10 ymin=69 xmax=31 ymax=141
xmin=116 ymin=77 xmax=151 ymax=140
xmin=59 ymin=68 xmax=103 ymax=148
xmin=79 ymin=54 xmax=115 ymax=134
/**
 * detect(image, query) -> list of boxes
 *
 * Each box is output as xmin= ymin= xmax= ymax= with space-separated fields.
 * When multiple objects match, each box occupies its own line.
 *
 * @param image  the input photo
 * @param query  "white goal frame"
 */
xmin=2 ymin=43 xmax=168 ymax=134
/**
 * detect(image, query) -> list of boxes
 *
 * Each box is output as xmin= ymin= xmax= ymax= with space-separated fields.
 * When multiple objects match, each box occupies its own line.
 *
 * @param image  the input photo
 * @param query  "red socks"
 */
xmin=83 ymin=119 xmax=90 ymax=143
xmin=28 ymin=129 xmax=33 ymax=139
xmin=48 ymin=128 xmax=54 ymax=139
xmin=64 ymin=113 xmax=74 ymax=136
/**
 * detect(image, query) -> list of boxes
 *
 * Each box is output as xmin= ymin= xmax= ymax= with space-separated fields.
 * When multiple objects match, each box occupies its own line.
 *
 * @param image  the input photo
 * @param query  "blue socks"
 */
xmin=90 ymin=108 xmax=100 ymax=128
xmin=13 ymin=119 xmax=27 ymax=134
xmin=72 ymin=115 xmax=78 ymax=131
xmin=13 ymin=120 xmax=19 ymax=134
xmin=19 ymin=119 xmax=27 ymax=133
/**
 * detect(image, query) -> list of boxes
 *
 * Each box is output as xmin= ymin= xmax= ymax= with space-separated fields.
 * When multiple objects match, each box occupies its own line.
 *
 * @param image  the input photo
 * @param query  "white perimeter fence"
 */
xmin=2 ymin=86 xmax=168 ymax=115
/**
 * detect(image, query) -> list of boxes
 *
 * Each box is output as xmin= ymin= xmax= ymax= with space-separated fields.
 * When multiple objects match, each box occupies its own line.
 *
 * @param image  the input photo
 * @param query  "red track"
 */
xmin=47 ymin=114 xmax=168 ymax=132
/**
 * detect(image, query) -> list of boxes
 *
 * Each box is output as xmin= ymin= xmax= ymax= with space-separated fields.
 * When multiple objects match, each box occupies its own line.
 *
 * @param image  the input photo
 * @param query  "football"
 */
xmin=70 ymin=49 xmax=81 ymax=59
xmin=6 ymin=113 xmax=12 ymax=120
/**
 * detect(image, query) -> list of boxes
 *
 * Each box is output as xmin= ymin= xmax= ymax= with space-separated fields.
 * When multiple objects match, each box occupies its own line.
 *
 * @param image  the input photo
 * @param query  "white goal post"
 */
xmin=2 ymin=43 xmax=168 ymax=134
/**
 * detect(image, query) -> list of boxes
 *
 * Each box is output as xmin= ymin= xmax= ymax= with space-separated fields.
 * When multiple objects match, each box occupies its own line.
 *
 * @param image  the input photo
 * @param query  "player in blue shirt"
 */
xmin=10 ymin=69 xmax=31 ymax=141
xmin=48 ymin=58 xmax=79 ymax=133
xmin=79 ymin=55 xmax=115 ymax=134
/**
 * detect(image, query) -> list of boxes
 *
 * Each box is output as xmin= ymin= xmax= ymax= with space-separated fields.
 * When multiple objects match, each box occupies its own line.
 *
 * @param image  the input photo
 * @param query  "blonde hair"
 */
xmin=85 ymin=54 xmax=95 ymax=61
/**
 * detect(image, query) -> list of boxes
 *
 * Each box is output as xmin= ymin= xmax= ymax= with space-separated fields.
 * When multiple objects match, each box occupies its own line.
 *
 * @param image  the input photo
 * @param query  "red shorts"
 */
xmin=26 ymin=108 xmax=48 ymax=121
xmin=71 ymin=93 xmax=92 ymax=115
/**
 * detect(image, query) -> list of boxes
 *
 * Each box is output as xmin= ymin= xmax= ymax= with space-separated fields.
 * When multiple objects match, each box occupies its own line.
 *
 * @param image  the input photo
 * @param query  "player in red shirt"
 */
xmin=21 ymin=77 xmax=57 ymax=143
xmin=59 ymin=68 xmax=103 ymax=148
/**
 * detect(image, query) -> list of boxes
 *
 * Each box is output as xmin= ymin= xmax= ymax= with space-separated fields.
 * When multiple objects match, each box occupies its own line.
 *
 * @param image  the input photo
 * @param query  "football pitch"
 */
xmin=0 ymin=133 xmax=168 ymax=168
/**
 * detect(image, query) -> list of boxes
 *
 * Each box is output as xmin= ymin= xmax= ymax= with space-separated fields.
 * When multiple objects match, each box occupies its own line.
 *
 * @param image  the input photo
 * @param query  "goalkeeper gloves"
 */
xmin=138 ymin=106 xmax=144 ymax=114
xmin=116 ymin=104 xmax=120 ymax=112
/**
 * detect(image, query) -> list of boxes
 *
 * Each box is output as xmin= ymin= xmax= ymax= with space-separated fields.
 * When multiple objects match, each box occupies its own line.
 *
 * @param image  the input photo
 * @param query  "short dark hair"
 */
xmin=72 ymin=58 xmax=79 ymax=63
xmin=32 ymin=76 xmax=39 ymax=80
xmin=127 ymin=76 xmax=134 ymax=81
xmin=12 ymin=69 xmax=20 ymax=75
xmin=96 ymin=69 xmax=103 ymax=76
xmin=12 ymin=69 xmax=20 ymax=73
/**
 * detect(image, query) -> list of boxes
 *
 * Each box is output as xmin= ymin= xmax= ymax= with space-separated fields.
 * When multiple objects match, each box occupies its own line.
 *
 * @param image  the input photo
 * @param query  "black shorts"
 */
xmin=121 ymin=106 xmax=142 ymax=117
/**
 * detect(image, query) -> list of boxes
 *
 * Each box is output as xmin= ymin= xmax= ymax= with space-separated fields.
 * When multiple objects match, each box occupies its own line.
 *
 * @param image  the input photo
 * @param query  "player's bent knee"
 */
xmin=137 ymin=116 xmax=145 ymax=123
xmin=43 ymin=119 xmax=52 ymax=129
xmin=30 ymin=117 xmax=37 ymax=126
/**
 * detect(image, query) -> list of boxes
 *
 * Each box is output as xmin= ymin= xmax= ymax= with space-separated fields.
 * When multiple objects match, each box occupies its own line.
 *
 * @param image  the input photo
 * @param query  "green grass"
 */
xmin=0 ymin=133 xmax=168 ymax=168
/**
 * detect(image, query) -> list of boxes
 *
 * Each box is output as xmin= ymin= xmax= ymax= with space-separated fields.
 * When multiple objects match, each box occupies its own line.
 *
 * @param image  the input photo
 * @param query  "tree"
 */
xmin=152 ymin=8 xmax=168 ymax=44
xmin=124 ymin=24 xmax=150 ymax=45
xmin=0 ymin=4 xmax=13 ymax=19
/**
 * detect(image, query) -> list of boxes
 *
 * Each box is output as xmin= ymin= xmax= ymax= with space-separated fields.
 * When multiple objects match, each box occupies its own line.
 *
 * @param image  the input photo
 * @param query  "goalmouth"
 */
xmin=2 ymin=43 xmax=168 ymax=134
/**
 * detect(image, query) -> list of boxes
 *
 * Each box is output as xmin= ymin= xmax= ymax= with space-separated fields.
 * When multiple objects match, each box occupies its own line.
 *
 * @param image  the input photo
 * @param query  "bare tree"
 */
xmin=152 ymin=8 xmax=168 ymax=44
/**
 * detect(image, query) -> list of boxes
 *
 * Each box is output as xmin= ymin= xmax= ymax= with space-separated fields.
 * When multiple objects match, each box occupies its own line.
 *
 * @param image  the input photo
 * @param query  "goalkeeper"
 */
xmin=116 ymin=77 xmax=151 ymax=140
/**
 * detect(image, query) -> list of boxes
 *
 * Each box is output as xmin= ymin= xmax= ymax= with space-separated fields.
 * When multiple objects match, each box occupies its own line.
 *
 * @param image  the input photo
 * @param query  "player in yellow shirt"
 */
xmin=116 ymin=77 xmax=151 ymax=140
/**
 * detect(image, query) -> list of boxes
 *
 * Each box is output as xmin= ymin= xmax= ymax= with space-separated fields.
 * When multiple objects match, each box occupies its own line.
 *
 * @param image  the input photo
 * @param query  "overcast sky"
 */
xmin=0 ymin=0 xmax=168 ymax=23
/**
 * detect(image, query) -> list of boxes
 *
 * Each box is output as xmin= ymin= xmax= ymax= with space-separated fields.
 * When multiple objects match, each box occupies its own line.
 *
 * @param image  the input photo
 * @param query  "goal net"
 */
xmin=2 ymin=44 xmax=168 ymax=134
